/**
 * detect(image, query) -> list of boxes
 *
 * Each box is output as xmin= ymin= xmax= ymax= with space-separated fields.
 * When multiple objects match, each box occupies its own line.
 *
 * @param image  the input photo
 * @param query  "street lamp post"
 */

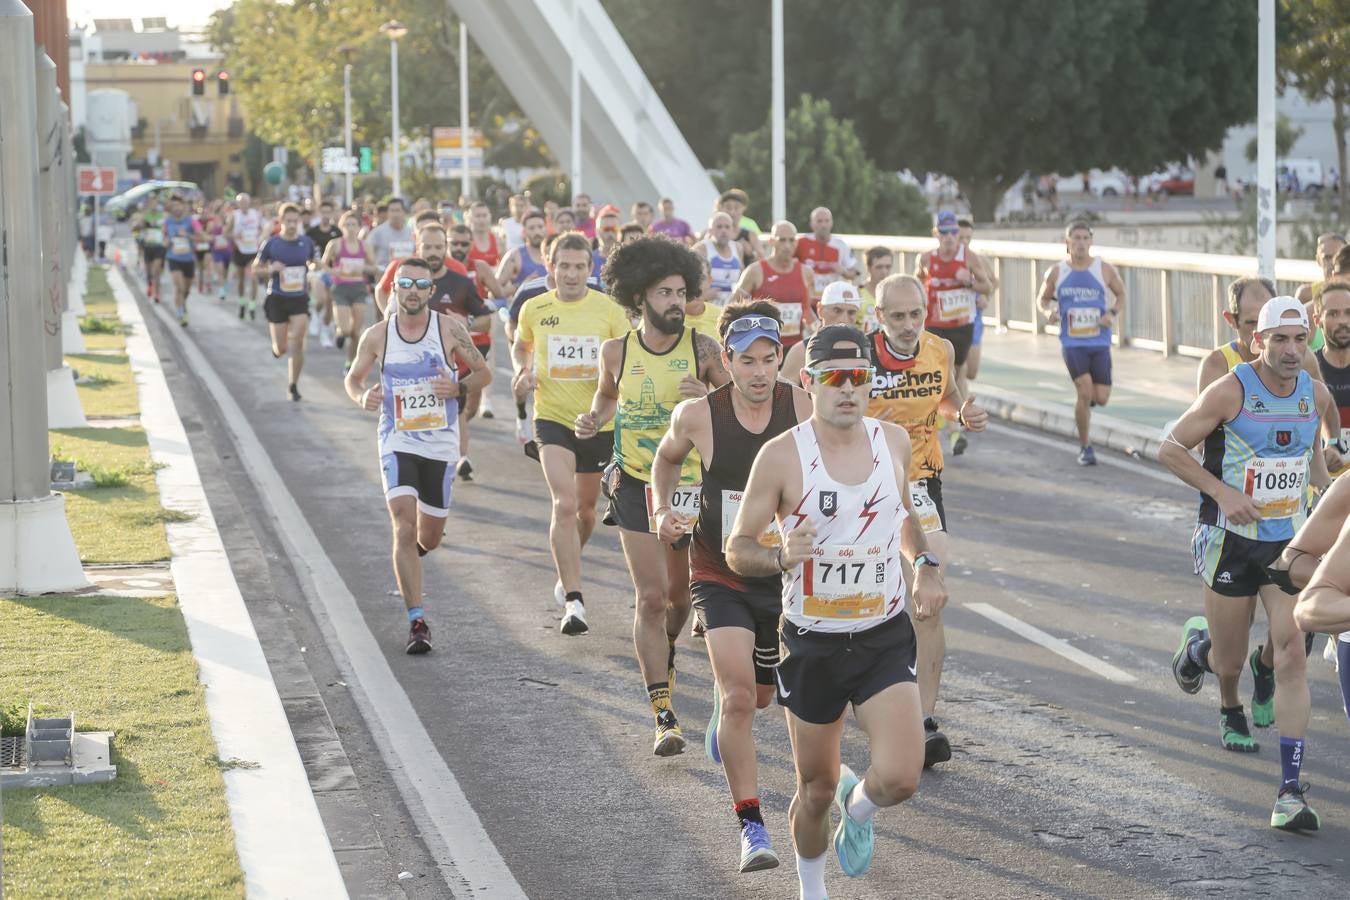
xmin=380 ymin=20 xmax=407 ymax=200
xmin=339 ymin=44 xmax=355 ymax=207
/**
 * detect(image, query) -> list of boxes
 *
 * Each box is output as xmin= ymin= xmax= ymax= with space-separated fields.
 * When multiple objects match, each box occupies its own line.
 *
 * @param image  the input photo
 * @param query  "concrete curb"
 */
xmin=109 ymin=265 xmax=347 ymax=898
xmin=973 ymin=383 xmax=1168 ymax=462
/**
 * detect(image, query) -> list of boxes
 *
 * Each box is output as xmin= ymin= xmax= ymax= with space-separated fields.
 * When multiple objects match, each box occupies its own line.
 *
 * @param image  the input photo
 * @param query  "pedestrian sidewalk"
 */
xmin=971 ymin=327 xmax=1197 ymax=460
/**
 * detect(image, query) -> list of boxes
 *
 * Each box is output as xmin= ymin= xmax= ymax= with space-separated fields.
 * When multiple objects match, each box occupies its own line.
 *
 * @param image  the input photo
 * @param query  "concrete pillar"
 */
xmin=1 ymin=0 xmax=86 ymax=594
xmin=36 ymin=51 xmax=85 ymax=428
xmin=58 ymin=100 xmax=84 ymax=352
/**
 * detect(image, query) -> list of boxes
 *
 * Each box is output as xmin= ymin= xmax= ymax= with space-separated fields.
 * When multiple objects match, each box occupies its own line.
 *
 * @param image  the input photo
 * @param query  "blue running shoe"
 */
xmin=706 ymin=684 xmax=722 ymax=764
xmin=738 ymin=820 xmax=779 ymax=873
xmin=831 ymin=764 xmax=874 ymax=877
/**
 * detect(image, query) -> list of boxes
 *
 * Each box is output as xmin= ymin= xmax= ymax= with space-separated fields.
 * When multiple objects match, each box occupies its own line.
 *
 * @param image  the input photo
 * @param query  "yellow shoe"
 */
xmin=653 ymin=710 xmax=686 ymax=757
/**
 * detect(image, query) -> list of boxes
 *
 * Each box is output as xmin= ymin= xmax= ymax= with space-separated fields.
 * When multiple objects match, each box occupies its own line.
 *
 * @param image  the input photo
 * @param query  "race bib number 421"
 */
xmin=546 ymin=334 xmax=600 ymax=380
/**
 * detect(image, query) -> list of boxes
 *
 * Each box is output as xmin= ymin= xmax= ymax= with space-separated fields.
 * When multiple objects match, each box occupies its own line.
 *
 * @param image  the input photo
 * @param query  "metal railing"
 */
xmin=836 ymin=234 xmax=1322 ymax=359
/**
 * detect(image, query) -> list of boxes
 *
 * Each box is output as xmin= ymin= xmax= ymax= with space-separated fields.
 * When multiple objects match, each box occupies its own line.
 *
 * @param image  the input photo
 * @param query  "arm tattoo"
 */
xmin=446 ymin=318 xmax=485 ymax=368
xmin=695 ymin=331 xmax=728 ymax=383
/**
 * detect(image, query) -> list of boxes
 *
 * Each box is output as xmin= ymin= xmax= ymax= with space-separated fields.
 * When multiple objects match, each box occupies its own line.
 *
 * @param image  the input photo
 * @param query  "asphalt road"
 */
xmin=141 ymin=276 xmax=1350 ymax=899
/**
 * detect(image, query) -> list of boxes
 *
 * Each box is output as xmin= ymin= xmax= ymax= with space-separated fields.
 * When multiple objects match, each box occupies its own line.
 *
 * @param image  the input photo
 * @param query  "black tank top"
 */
xmin=691 ymin=381 xmax=798 ymax=590
xmin=1316 ymin=349 xmax=1350 ymax=440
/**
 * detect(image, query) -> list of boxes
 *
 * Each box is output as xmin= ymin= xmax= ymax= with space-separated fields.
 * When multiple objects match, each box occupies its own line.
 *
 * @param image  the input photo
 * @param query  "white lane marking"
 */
xmin=140 ymin=281 xmax=527 ymax=897
xmin=985 ymin=421 xmax=1177 ymax=485
xmin=966 ymin=602 xmax=1138 ymax=684
xmin=110 ymin=269 xmax=346 ymax=897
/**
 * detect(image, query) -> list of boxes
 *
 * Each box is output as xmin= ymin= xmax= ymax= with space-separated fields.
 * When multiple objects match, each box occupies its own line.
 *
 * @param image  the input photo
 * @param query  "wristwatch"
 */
xmin=913 ymin=552 xmax=940 ymax=570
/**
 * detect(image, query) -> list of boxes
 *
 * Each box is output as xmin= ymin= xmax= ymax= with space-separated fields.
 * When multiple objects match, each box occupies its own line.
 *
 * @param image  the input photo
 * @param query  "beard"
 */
xmin=646 ymin=302 xmax=685 ymax=335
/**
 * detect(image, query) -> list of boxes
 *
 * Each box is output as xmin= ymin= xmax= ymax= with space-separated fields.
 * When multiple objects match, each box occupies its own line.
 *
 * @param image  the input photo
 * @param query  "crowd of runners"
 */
xmin=122 ymin=183 xmax=1350 ymax=899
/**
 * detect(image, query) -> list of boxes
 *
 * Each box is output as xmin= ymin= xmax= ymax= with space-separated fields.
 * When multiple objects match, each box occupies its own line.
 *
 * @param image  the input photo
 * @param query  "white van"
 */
xmin=1277 ymin=157 xmax=1324 ymax=193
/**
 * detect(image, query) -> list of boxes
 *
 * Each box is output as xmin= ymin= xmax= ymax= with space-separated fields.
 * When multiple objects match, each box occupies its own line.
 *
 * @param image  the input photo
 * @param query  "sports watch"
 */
xmin=913 ymin=552 xmax=941 ymax=570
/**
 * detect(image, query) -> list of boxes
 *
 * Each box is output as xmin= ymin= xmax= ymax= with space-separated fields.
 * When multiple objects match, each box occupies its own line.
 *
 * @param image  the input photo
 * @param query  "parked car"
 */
xmin=104 ymin=180 xmax=201 ymax=221
xmin=1155 ymin=168 xmax=1195 ymax=196
xmin=1054 ymin=169 xmax=1129 ymax=197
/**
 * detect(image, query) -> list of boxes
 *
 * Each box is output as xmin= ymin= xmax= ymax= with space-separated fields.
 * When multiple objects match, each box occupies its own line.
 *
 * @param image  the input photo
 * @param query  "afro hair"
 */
xmin=601 ymin=235 xmax=705 ymax=314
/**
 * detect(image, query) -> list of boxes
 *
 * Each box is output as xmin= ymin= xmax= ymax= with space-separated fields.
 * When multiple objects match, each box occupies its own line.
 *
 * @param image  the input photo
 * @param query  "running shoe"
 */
xmin=1078 ymin=446 xmax=1097 ymax=466
xmin=1171 ymin=615 xmax=1208 ymax=694
xmin=705 ymin=683 xmax=721 ymax=764
xmin=289 ymin=384 xmax=302 ymax=402
xmin=950 ymin=431 xmax=968 ymax=456
xmin=923 ymin=716 xmax=952 ymax=768
xmin=239 ymin=302 xmax=246 ymax=320
xmin=832 ymin=764 xmax=874 ymax=877
xmin=480 ymin=394 xmax=495 ymax=419
xmin=515 ymin=416 xmax=531 ymax=445
xmin=1220 ymin=706 xmax=1259 ymax=752
xmin=653 ymin=709 xmax=686 ymax=757
xmin=560 ymin=599 xmax=588 ymax=636
xmin=738 ymin=821 xmax=779 ymax=873
xmin=1271 ymin=783 xmax=1320 ymax=832
xmin=336 ymin=334 xmax=346 ymax=349
xmin=1249 ymin=646 xmax=1275 ymax=728
xmin=406 ymin=617 xmax=432 ymax=654
xmin=217 ymin=286 xmax=226 ymax=301
xmin=1325 ymin=635 xmax=1340 ymax=672
xmin=308 ymin=315 xmax=321 ymax=337
xmin=553 ymin=580 xmax=566 ymax=609
xmin=457 ymin=457 xmax=473 ymax=482
xmin=249 ymin=301 xmax=257 ymax=321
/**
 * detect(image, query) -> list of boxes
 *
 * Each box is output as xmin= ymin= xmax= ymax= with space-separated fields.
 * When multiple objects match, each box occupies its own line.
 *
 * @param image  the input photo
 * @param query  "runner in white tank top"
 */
xmin=725 ymin=324 xmax=946 ymax=900
xmin=344 ymin=257 xmax=493 ymax=656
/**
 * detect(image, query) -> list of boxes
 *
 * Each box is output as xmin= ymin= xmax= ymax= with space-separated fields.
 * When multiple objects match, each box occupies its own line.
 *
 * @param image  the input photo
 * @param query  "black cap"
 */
xmin=806 ymin=324 xmax=869 ymax=366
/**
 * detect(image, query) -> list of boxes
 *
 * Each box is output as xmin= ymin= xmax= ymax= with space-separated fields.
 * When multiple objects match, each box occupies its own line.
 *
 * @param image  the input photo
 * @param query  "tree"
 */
xmin=1244 ymin=113 xmax=1304 ymax=164
xmin=1280 ymin=0 xmax=1350 ymax=221
xmin=721 ymin=95 xmax=930 ymax=235
xmin=607 ymin=0 xmax=1258 ymax=221
xmin=208 ymin=0 xmax=542 ymax=194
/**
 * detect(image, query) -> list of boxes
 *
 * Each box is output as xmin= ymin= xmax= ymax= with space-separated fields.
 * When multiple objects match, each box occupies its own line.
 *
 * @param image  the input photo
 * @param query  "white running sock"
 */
xmin=846 ymin=780 xmax=880 ymax=824
xmin=795 ymin=852 xmax=827 ymax=900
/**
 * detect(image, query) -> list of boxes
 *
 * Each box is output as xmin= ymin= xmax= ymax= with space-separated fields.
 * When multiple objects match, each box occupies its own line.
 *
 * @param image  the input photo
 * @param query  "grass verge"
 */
xmin=50 ymin=428 xmax=171 ymax=566
xmin=67 ymin=352 xmax=138 ymax=419
xmin=0 ymin=594 xmax=244 ymax=898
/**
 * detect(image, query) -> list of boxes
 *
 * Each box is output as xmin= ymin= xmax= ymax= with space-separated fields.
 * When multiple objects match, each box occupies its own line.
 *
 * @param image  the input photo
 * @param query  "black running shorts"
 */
xmin=167 ymin=258 xmax=195 ymax=280
xmin=928 ymin=323 xmax=974 ymax=368
xmin=604 ymin=469 xmax=692 ymax=549
xmin=264 ymin=293 xmax=310 ymax=324
xmin=775 ymin=612 xmax=918 ymax=724
xmin=691 ymin=580 xmax=782 ymax=685
xmin=534 ymin=419 xmax=612 ymax=474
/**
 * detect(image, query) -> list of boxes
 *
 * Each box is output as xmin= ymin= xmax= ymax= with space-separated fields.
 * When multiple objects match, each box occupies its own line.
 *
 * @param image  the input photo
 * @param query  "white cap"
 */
xmin=820 ymin=281 xmax=862 ymax=307
xmin=1256 ymin=296 xmax=1310 ymax=333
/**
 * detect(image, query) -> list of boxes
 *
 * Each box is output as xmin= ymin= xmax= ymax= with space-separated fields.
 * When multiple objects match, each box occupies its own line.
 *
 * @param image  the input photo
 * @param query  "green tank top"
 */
xmin=614 ymin=328 xmax=701 ymax=483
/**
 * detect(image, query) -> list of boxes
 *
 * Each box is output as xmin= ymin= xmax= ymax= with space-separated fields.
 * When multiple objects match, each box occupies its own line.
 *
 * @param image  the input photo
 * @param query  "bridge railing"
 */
xmin=835 ymin=234 xmax=1322 ymax=359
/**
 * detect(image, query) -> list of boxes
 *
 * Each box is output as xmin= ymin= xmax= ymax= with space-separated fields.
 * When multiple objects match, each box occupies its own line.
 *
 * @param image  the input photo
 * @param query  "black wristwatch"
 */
xmin=913 ymin=552 xmax=940 ymax=570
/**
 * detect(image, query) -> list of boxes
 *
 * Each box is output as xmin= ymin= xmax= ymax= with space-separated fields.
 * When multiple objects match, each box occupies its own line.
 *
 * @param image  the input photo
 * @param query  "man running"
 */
xmin=305 ymin=200 xmax=343 ymax=348
xmin=253 ymin=204 xmax=317 ymax=401
xmin=727 ymin=324 xmax=946 ymax=899
xmin=162 ymin=194 xmax=201 ymax=327
xmin=573 ymin=192 xmax=596 ymax=239
xmin=514 ymin=232 xmax=632 ymax=634
xmin=343 ymin=256 xmax=491 ymax=654
xmin=958 ymin=219 xmax=995 ymax=381
xmin=795 ymin=206 xmax=860 ymax=296
xmin=576 ymin=236 xmax=730 ymax=755
xmin=1164 ymin=297 xmax=1330 ymax=831
xmin=631 ymin=200 xmax=655 ymax=233
xmin=864 ymin=273 xmax=987 ymax=766
xmin=652 ymin=301 xmax=812 ymax=871
xmin=229 ymin=193 xmax=264 ymax=319
xmin=857 ymin=246 xmax=894 ymax=330
xmin=1315 ymin=281 xmax=1350 ymax=473
xmin=651 ymin=197 xmax=694 ymax=245
xmin=732 ymin=220 xmax=815 ymax=347
xmin=495 ymin=209 xmax=550 ymax=292
xmin=367 ymin=197 xmax=416 ymax=271
xmin=1037 ymin=221 xmax=1125 ymax=466
xmin=1296 ymin=232 xmax=1346 ymax=353
xmin=137 ymin=193 xmax=167 ymax=302
xmin=782 ymin=281 xmax=863 ymax=381
xmin=916 ymin=211 xmax=992 ymax=446
xmin=695 ymin=212 xmax=744 ymax=306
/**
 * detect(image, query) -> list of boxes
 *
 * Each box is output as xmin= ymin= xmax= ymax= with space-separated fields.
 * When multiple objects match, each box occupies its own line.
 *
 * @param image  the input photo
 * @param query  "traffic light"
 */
xmin=217 ymin=70 xmax=230 ymax=96
xmin=359 ymin=146 xmax=372 ymax=174
xmin=191 ymin=68 xmax=206 ymax=96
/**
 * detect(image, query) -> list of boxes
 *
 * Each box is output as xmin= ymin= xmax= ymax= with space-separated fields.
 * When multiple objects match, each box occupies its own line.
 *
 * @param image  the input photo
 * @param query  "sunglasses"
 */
xmin=726 ymin=315 xmax=780 ymax=336
xmin=804 ymin=366 xmax=874 ymax=388
xmin=937 ymin=227 xmax=960 ymax=236
xmin=449 ymin=240 xmax=471 ymax=248
xmin=396 ymin=277 xmax=433 ymax=289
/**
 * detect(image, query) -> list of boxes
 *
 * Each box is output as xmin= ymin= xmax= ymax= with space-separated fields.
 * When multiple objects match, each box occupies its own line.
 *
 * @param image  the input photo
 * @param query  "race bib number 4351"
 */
xmin=802 ymin=543 xmax=887 ymax=619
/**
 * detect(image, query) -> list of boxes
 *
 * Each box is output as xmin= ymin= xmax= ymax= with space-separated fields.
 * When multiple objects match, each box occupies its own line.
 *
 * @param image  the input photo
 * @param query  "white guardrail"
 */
xmin=834 ymin=234 xmax=1322 ymax=359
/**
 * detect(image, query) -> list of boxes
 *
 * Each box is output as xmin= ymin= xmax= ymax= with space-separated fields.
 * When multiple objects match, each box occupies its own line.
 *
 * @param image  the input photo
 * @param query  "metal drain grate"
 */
xmin=0 ymin=735 xmax=26 ymax=768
